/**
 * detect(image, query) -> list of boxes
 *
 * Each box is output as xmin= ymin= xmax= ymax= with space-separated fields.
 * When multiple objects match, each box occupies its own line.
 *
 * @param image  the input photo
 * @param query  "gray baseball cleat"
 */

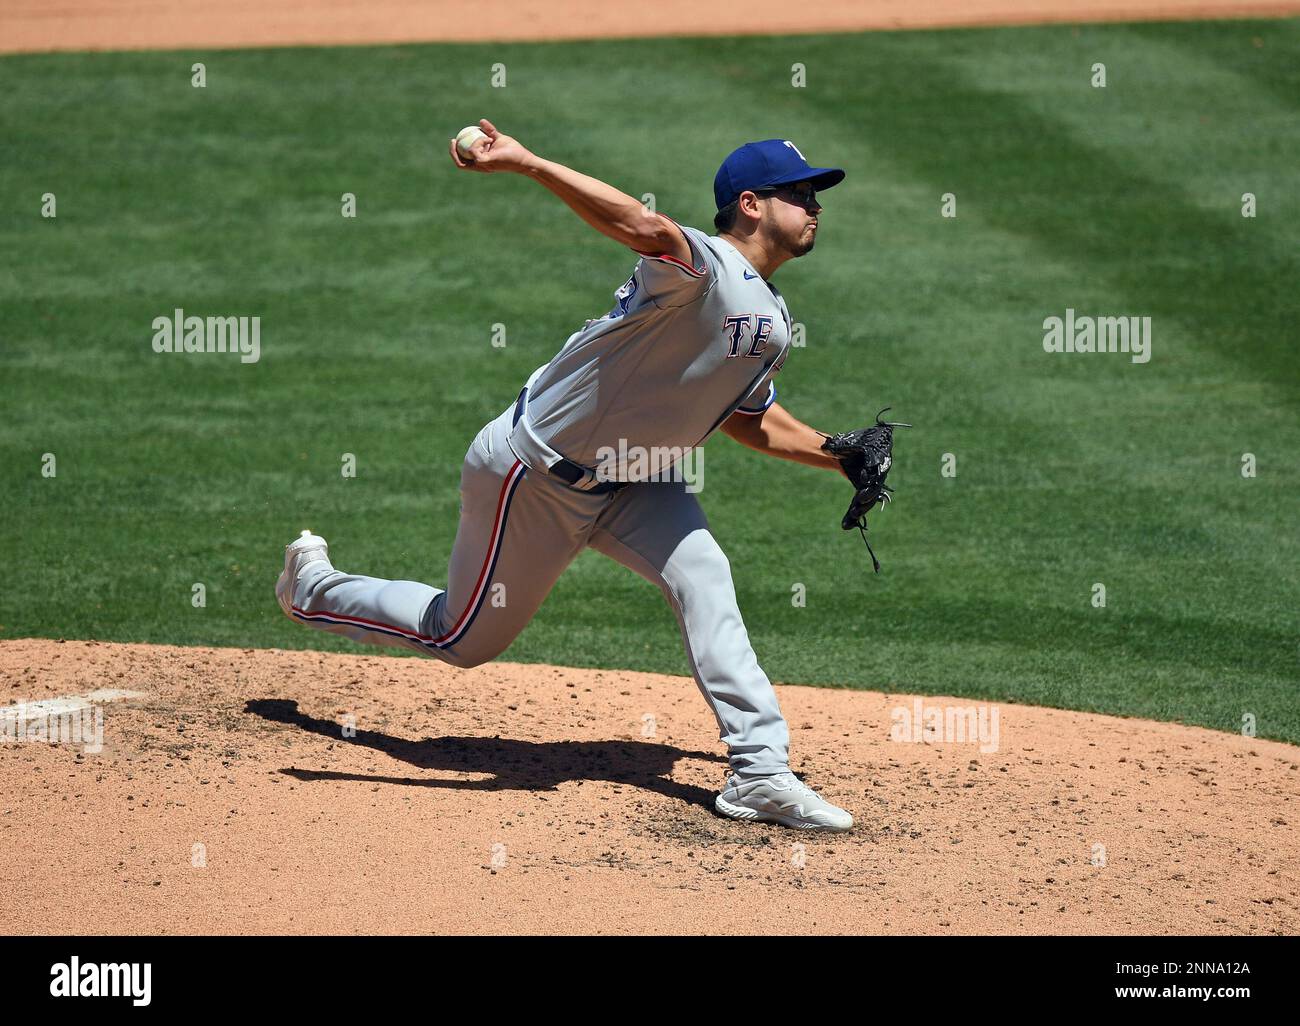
xmin=275 ymin=530 xmax=333 ymax=619
xmin=715 ymin=771 xmax=854 ymax=831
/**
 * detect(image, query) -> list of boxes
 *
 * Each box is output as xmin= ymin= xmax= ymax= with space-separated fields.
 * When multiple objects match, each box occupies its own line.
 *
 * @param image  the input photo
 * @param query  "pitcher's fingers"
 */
xmin=479 ymin=118 xmax=500 ymax=139
xmin=451 ymin=138 xmax=486 ymax=171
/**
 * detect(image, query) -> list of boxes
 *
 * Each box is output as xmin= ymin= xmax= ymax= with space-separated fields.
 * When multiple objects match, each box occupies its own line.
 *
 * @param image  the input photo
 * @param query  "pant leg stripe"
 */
xmin=292 ymin=609 xmax=434 ymax=649
xmin=434 ymin=459 xmax=526 ymax=647
xmin=290 ymin=460 xmax=527 ymax=651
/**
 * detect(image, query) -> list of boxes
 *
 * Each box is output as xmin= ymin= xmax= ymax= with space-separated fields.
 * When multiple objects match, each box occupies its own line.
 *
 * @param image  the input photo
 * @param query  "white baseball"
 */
xmin=456 ymin=126 xmax=488 ymax=158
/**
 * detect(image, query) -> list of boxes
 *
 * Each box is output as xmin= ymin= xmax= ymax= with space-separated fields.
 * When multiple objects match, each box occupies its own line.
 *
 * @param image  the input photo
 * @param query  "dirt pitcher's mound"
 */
xmin=2 ymin=0 xmax=1297 ymax=54
xmin=0 ymin=638 xmax=1296 ymax=935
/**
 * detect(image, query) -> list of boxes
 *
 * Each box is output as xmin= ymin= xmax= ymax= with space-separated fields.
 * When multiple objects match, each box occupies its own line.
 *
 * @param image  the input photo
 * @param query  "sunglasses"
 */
xmin=754 ymin=183 xmax=820 ymax=208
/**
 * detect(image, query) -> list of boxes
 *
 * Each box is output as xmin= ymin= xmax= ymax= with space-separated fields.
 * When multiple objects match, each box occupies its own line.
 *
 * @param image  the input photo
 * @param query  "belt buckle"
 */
xmin=553 ymin=456 xmax=622 ymax=494
xmin=583 ymin=468 xmax=626 ymax=494
xmin=562 ymin=460 xmax=604 ymax=492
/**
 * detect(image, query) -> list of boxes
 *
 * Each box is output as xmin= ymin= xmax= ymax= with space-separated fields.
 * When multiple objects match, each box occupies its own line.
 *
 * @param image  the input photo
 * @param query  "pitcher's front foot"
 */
xmin=715 ymin=771 xmax=854 ymax=831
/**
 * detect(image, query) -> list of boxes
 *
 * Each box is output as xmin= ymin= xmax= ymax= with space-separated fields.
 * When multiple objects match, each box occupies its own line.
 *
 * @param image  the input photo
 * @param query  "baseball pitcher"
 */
xmin=276 ymin=119 xmax=901 ymax=830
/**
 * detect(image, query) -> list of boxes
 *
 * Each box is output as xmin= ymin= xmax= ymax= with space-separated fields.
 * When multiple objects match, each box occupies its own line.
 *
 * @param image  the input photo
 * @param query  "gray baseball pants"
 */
xmin=287 ymin=403 xmax=791 ymax=779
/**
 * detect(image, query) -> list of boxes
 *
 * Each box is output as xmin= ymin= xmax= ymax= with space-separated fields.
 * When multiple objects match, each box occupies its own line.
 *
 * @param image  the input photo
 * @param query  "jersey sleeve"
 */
xmin=631 ymin=220 xmax=718 ymax=309
xmin=734 ymin=365 xmax=780 ymax=416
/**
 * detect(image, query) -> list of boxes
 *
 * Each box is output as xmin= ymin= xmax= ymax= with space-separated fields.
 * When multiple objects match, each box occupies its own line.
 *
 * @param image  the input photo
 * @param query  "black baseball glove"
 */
xmin=820 ymin=408 xmax=911 ymax=573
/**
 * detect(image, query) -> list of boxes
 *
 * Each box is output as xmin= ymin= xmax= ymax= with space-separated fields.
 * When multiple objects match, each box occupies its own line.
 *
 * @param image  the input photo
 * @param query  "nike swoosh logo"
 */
xmin=743 ymin=271 xmax=759 ymax=280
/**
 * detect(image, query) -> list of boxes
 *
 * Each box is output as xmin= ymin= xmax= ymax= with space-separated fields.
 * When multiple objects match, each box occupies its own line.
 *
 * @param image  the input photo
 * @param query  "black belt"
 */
xmin=512 ymin=388 xmax=626 ymax=495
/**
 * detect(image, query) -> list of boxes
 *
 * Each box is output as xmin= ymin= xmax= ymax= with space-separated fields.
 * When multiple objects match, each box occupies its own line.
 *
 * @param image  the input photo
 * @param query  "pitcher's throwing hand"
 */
xmin=449 ymin=118 xmax=534 ymax=174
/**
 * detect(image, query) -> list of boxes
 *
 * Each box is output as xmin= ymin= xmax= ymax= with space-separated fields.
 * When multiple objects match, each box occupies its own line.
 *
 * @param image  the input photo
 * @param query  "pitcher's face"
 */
xmin=759 ymin=181 xmax=821 ymax=258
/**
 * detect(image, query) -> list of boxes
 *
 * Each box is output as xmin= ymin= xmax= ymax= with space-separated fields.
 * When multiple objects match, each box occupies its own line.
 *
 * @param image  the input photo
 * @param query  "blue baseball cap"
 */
xmin=713 ymin=139 xmax=845 ymax=210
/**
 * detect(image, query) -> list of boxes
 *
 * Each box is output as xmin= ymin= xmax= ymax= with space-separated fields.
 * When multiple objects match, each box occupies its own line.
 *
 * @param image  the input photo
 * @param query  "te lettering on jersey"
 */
xmin=722 ymin=314 xmax=773 ymax=358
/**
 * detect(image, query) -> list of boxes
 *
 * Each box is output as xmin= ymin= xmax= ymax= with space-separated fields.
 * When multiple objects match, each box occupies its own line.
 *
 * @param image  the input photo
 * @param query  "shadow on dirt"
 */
xmin=245 ymin=698 xmax=723 ymax=809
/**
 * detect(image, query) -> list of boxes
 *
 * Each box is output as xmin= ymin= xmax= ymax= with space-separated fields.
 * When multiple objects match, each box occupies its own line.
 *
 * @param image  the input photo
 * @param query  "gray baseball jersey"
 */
xmin=520 ymin=221 xmax=791 ymax=477
xmin=283 ymin=220 xmax=797 ymax=783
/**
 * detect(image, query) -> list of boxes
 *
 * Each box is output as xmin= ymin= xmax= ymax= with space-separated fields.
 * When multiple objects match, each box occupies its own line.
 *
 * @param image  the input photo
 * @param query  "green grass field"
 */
xmin=1 ymin=20 xmax=1296 ymax=742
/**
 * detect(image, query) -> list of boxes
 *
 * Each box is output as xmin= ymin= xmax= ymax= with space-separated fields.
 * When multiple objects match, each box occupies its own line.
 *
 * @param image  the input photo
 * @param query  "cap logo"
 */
xmin=782 ymin=140 xmax=806 ymax=160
